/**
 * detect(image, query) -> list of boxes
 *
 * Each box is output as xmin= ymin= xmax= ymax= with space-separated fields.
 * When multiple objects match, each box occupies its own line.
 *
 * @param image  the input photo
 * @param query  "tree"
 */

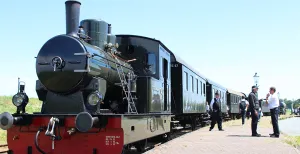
xmin=283 ymin=98 xmax=300 ymax=109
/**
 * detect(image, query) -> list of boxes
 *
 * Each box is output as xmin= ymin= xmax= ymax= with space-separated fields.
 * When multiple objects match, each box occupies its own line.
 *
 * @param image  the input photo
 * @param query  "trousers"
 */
xmin=270 ymin=107 xmax=280 ymax=136
xmin=210 ymin=112 xmax=222 ymax=130
xmin=241 ymin=110 xmax=246 ymax=124
xmin=251 ymin=109 xmax=259 ymax=135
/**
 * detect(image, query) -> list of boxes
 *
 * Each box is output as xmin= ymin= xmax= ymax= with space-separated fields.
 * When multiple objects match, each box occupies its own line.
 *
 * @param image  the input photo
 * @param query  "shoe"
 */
xmin=252 ymin=134 xmax=261 ymax=137
xmin=219 ymin=129 xmax=224 ymax=131
xmin=209 ymin=128 xmax=212 ymax=131
xmin=269 ymin=133 xmax=275 ymax=136
xmin=270 ymin=134 xmax=279 ymax=138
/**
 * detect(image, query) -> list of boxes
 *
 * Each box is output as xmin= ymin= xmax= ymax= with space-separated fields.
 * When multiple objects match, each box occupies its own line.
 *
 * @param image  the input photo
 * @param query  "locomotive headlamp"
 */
xmin=87 ymin=92 xmax=103 ymax=106
xmin=12 ymin=93 xmax=26 ymax=107
xmin=12 ymin=78 xmax=29 ymax=114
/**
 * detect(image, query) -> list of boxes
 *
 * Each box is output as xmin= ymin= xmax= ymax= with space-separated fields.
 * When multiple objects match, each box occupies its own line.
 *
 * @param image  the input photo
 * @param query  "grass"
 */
xmin=0 ymin=96 xmax=41 ymax=144
xmin=284 ymin=136 xmax=300 ymax=149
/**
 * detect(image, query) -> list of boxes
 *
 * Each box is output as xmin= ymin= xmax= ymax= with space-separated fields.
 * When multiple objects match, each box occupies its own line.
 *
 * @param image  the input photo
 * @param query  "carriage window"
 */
xmin=196 ymin=79 xmax=198 ymax=94
xmin=203 ymin=83 xmax=206 ymax=94
xmin=191 ymin=75 xmax=194 ymax=92
xmin=221 ymin=92 xmax=223 ymax=101
xmin=200 ymin=81 xmax=202 ymax=94
xmin=184 ymin=72 xmax=188 ymax=91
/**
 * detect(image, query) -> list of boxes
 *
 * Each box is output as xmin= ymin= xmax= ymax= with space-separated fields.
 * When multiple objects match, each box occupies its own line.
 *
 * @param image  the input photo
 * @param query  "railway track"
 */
xmin=0 ymin=144 xmax=8 ymax=154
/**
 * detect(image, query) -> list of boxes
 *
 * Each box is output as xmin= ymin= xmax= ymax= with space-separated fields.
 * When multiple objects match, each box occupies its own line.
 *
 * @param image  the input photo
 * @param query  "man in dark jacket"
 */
xmin=209 ymin=92 xmax=224 ymax=131
xmin=248 ymin=86 xmax=261 ymax=137
xmin=239 ymin=96 xmax=249 ymax=125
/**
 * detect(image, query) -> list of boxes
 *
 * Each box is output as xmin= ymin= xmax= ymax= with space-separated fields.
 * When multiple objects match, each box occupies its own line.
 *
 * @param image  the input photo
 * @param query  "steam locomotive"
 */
xmin=0 ymin=1 xmax=246 ymax=153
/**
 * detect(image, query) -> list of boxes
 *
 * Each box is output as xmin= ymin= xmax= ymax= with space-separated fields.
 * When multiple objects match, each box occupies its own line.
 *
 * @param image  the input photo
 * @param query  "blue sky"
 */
xmin=0 ymin=0 xmax=299 ymax=100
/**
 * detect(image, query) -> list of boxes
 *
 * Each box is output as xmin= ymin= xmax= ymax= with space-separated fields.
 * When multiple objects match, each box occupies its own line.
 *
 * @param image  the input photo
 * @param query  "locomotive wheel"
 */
xmin=135 ymin=140 xmax=147 ymax=153
xmin=191 ymin=116 xmax=196 ymax=131
xmin=181 ymin=123 xmax=186 ymax=128
xmin=161 ymin=132 xmax=171 ymax=142
xmin=121 ymin=145 xmax=129 ymax=154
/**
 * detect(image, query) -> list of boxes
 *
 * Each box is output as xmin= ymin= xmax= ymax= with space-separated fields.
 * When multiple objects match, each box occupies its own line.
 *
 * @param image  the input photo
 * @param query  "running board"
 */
xmin=172 ymin=126 xmax=184 ymax=130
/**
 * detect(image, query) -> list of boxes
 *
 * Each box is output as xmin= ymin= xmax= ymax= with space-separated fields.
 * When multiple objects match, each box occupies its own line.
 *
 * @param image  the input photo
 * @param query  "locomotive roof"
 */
xmin=116 ymin=34 xmax=207 ymax=80
xmin=227 ymin=88 xmax=244 ymax=96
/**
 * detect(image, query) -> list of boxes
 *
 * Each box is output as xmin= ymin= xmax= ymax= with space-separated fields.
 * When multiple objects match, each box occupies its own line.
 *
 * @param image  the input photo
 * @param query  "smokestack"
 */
xmin=65 ymin=0 xmax=81 ymax=37
xmin=108 ymin=24 xmax=111 ymax=34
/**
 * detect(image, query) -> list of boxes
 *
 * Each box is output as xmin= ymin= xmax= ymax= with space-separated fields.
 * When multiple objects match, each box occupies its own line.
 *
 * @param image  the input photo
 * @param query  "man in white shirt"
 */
xmin=239 ymin=96 xmax=249 ymax=125
xmin=266 ymin=86 xmax=280 ymax=138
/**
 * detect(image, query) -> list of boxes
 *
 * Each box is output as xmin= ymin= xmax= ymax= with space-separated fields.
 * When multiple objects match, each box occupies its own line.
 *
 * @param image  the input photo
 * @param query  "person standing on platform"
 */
xmin=248 ymin=86 xmax=261 ymax=137
xmin=239 ymin=96 xmax=249 ymax=125
xmin=206 ymin=102 xmax=210 ymax=114
xmin=209 ymin=92 xmax=224 ymax=131
xmin=266 ymin=87 xmax=280 ymax=138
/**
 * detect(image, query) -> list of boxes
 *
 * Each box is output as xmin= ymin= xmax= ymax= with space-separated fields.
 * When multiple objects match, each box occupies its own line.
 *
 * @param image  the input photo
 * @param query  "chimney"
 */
xmin=65 ymin=0 xmax=81 ymax=37
xmin=108 ymin=24 xmax=112 ymax=34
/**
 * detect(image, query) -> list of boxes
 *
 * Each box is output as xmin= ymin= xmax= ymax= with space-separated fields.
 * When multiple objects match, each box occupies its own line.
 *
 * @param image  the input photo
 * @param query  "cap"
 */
xmin=252 ymin=85 xmax=258 ymax=89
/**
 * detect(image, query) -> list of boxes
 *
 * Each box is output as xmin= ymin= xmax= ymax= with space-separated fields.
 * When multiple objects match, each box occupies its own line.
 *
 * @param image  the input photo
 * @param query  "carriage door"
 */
xmin=159 ymin=45 xmax=171 ymax=112
xmin=163 ymin=58 xmax=168 ymax=111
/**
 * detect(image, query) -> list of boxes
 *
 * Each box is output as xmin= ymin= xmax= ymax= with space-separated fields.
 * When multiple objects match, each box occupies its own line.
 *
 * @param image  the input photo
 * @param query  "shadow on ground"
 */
xmin=227 ymin=135 xmax=269 ymax=138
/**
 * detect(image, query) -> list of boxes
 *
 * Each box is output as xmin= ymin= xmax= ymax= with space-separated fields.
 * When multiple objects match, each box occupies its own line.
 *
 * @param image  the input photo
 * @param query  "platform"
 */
xmin=144 ymin=116 xmax=300 ymax=154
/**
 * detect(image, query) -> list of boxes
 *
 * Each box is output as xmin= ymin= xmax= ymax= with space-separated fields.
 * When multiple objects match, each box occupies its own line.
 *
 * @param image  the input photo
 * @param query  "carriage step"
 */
xmin=172 ymin=126 xmax=183 ymax=130
xmin=202 ymin=120 xmax=211 ymax=123
xmin=171 ymin=121 xmax=179 ymax=123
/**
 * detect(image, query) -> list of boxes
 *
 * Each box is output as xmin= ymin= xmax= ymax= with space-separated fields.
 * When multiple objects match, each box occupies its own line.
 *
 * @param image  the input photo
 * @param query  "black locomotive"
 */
xmin=0 ymin=1 xmax=247 ymax=153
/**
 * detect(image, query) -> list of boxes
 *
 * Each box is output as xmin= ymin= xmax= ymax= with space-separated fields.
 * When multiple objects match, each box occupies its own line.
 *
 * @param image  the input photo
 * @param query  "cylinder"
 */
xmin=107 ymin=34 xmax=116 ymax=45
xmin=80 ymin=19 xmax=108 ymax=49
xmin=65 ymin=0 xmax=81 ymax=36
